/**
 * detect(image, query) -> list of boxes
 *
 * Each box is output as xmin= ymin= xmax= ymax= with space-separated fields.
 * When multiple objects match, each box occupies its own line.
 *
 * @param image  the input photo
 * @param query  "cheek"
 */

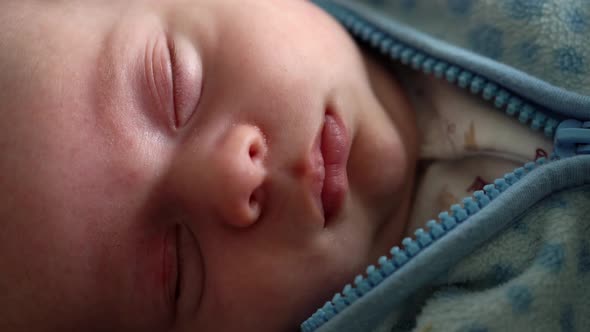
xmin=62 ymin=192 xmax=177 ymax=330
xmin=189 ymin=226 xmax=368 ymax=331
xmin=348 ymin=103 xmax=409 ymax=202
xmin=23 ymin=160 xmax=172 ymax=328
xmin=0 ymin=186 xmax=122 ymax=330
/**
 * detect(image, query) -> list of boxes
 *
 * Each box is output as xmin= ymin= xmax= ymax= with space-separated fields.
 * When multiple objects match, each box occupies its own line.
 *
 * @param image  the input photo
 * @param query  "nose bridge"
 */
xmin=210 ymin=123 xmax=268 ymax=227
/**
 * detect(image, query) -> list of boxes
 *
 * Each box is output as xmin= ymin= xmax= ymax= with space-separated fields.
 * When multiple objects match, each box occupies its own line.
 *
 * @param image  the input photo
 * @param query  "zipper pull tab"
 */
xmin=553 ymin=119 xmax=590 ymax=158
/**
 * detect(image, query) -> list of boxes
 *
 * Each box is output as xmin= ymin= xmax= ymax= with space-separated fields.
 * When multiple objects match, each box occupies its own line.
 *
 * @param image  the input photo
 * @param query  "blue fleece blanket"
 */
xmin=380 ymin=185 xmax=590 ymax=332
xmin=365 ymin=0 xmax=590 ymax=97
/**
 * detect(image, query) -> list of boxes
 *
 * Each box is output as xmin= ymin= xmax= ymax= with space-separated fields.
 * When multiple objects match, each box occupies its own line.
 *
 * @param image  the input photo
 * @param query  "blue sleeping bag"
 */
xmin=302 ymin=1 xmax=590 ymax=331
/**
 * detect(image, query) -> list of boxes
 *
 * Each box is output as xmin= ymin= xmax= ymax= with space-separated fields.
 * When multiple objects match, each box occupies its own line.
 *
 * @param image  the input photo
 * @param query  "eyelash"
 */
xmin=167 ymin=38 xmax=181 ymax=129
xmin=174 ymin=223 xmax=183 ymax=307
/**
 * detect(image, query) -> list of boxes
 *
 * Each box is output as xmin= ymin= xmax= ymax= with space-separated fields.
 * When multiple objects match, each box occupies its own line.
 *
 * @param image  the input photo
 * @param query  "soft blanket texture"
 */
xmin=381 ymin=185 xmax=590 ymax=332
xmin=365 ymin=0 xmax=590 ymax=96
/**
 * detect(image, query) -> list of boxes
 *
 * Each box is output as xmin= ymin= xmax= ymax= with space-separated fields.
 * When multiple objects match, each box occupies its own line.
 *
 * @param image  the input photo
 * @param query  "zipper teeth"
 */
xmin=303 ymin=2 xmax=560 ymax=331
xmin=325 ymin=2 xmax=560 ymax=137
xmin=302 ymin=156 xmax=554 ymax=332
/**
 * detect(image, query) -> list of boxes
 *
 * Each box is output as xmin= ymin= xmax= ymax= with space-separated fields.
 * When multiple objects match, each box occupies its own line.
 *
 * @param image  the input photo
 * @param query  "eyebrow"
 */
xmin=94 ymin=15 xmax=126 ymax=143
xmin=93 ymin=12 xmax=154 ymax=146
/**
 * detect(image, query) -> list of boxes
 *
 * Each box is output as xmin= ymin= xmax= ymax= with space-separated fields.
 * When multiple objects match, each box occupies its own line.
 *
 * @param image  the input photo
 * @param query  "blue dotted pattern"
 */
xmin=555 ymin=47 xmax=586 ymax=75
xmin=359 ymin=0 xmax=590 ymax=95
xmin=507 ymin=285 xmax=533 ymax=313
xmin=537 ymin=243 xmax=566 ymax=273
xmin=566 ymin=8 xmax=588 ymax=33
xmin=505 ymin=0 xmax=546 ymax=20
xmin=468 ymin=25 xmax=504 ymax=60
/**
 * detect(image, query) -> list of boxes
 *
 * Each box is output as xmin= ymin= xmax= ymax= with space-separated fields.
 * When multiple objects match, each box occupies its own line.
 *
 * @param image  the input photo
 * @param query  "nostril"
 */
xmin=248 ymin=138 xmax=266 ymax=165
xmin=245 ymin=127 xmax=267 ymax=166
xmin=248 ymin=187 xmax=265 ymax=221
xmin=249 ymin=193 xmax=256 ymax=207
xmin=249 ymin=144 xmax=260 ymax=160
xmin=249 ymin=193 xmax=259 ymax=213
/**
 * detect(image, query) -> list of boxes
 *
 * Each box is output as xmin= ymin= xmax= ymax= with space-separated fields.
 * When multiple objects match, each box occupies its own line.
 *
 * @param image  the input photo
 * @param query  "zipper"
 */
xmin=302 ymin=1 xmax=590 ymax=331
xmin=553 ymin=119 xmax=590 ymax=158
xmin=316 ymin=0 xmax=562 ymax=137
xmin=302 ymin=158 xmax=549 ymax=332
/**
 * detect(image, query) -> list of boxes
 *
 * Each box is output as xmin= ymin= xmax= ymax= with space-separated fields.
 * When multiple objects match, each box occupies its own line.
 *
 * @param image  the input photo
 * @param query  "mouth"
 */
xmin=311 ymin=111 xmax=350 ymax=224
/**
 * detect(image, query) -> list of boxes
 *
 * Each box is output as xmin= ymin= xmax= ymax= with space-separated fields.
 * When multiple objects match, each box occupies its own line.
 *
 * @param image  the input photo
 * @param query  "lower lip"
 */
xmin=320 ymin=112 xmax=350 ymax=222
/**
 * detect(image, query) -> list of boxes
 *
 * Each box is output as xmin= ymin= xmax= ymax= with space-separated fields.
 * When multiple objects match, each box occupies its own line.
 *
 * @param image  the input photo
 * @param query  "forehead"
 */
xmin=0 ymin=0 xmax=128 ymax=189
xmin=0 ymin=1 xmax=111 ymax=102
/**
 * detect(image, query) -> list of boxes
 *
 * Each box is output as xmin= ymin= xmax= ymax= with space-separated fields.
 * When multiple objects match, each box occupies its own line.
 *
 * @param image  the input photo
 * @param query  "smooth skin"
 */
xmin=0 ymin=1 xmax=417 ymax=331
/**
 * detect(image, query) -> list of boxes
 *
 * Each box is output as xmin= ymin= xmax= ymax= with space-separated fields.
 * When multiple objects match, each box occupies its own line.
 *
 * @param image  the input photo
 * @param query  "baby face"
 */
xmin=0 ymin=0 xmax=416 ymax=331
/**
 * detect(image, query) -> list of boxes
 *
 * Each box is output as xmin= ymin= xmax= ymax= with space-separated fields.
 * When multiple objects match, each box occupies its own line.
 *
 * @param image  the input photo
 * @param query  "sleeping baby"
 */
xmin=0 ymin=0 xmax=559 ymax=332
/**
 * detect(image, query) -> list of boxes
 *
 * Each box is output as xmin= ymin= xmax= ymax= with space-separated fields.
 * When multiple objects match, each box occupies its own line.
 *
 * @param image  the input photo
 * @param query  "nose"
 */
xmin=210 ymin=124 xmax=268 ymax=227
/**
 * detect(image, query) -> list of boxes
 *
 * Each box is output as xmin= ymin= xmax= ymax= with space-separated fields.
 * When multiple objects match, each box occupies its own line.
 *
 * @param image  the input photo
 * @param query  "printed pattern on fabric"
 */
xmin=359 ymin=0 xmax=590 ymax=96
xmin=397 ymin=67 xmax=553 ymax=233
xmin=383 ymin=186 xmax=590 ymax=332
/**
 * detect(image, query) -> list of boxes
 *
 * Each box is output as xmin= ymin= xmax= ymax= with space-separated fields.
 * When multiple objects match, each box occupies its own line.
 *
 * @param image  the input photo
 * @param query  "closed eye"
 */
xmin=167 ymin=34 xmax=203 ymax=129
xmin=170 ymin=220 xmax=205 ymax=322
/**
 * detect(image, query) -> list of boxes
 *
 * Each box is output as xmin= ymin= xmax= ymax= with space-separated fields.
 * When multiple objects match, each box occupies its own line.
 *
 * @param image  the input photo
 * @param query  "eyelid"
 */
xmin=167 ymin=34 xmax=203 ymax=129
xmin=144 ymin=33 xmax=175 ymax=131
